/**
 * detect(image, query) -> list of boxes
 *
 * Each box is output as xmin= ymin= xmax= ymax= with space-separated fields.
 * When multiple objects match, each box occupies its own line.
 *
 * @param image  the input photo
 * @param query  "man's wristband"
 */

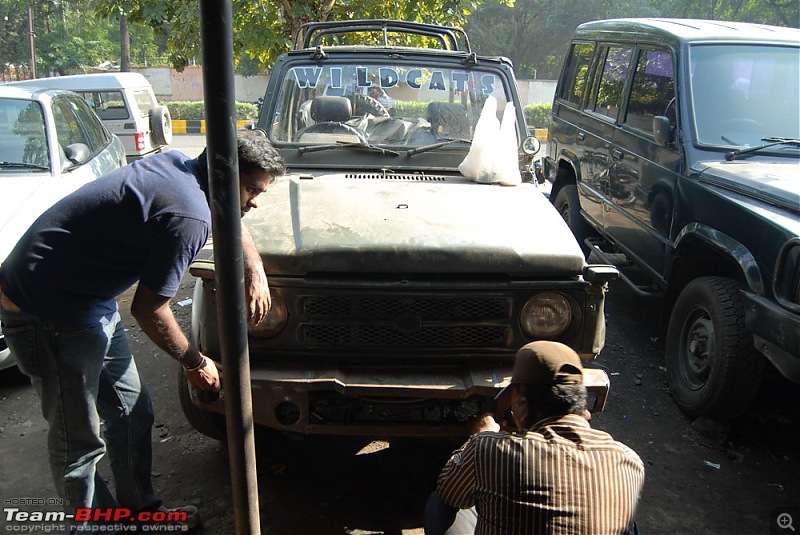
xmin=184 ymin=357 xmax=207 ymax=372
xmin=178 ymin=348 xmax=206 ymax=371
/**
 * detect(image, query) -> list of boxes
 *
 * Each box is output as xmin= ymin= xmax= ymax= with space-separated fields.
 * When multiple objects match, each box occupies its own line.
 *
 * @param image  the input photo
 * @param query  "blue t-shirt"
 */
xmin=0 ymin=151 xmax=210 ymax=326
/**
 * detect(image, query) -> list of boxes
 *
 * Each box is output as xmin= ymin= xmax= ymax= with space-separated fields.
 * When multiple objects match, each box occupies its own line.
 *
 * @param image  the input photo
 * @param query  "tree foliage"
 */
xmin=91 ymin=0 xmax=513 ymax=73
xmin=466 ymin=0 xmax=799 ymax=80
xmin=0 ymin=0 xmax=162 ymax=77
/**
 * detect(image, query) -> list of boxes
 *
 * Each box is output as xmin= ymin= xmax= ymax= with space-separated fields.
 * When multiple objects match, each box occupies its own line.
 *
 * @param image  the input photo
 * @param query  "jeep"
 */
xmin=180 ymin=20 xmax=617 ymax=439
xmin=543 ymin=18 xmax=800 ymax=418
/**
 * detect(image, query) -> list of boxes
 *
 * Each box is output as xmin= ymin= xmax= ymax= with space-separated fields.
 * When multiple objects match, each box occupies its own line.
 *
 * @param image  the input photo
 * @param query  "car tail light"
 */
xmin=135 ymin=132 xmax=145 ymax=151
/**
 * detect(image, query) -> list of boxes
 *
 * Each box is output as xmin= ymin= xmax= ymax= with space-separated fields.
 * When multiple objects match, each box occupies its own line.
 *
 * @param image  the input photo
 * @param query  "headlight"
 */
xmin=248 ymin=295 xmax=289 ymax=338
xmin=520 ymin=293 xmax=572 ymax=339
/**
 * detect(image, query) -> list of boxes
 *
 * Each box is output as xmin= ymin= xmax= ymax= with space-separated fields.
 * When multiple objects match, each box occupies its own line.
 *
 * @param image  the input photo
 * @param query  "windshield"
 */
xmin=689 ymin=44 xmax=800 ymax=148
xmin=268 ymin=62 xmax=512 ymax=148
xmin=0 ymin=98 xmax=49 ymax=170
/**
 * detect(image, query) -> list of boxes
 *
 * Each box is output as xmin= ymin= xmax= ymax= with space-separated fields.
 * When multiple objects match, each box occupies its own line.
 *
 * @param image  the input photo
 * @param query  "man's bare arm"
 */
xmin=131 ymin=284 xmax=220 ymax=392
xmin=242 ymin=221 xmax=270 ymax=326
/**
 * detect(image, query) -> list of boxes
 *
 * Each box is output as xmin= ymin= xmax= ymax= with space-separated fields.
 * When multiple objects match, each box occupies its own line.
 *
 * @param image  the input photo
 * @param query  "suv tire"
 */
xmin=177 ymin=364 xmax=227 ymax=441
xmin=150 ymin=105 xmax=173 ymax=146
xmin=352 ymin=93 xmax=390 ymax=117
xmin=554 ymin=184 xmax=592 ymax=255
xmin=666 ymin=276 xmax=764 ymax=418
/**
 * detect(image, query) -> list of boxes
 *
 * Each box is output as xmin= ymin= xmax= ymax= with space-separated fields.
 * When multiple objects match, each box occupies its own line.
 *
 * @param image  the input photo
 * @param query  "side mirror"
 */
xmin=521 ymin=135 xmax=541 ymax=156
xmin=653 ymin=116 xmax=672 ymax=146
xmin=63 ymin=143 xmax=91 ymax=166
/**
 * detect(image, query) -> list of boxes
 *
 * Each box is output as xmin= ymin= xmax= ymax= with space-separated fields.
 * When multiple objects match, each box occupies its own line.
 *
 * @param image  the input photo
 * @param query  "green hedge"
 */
xmin=163 ymin=100 xmax=550 ymax=128
xmin=523 ymin=104 xmax=552 ymax=129
xmin=164 ymin=101 xmax=259 ymax=121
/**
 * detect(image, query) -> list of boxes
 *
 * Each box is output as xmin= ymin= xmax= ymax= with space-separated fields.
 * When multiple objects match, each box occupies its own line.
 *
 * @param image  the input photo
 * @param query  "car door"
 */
xmin=604 ymin=46 xmax=680 ymax=279
xmin=577 ymin=44 xmax=635 ymax=229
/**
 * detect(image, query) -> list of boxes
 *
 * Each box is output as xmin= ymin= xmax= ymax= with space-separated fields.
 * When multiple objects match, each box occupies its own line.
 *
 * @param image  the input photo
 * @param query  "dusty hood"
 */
xmin=242 ymin=175 xmax=586 ymax=277
xmin=697 ymin=160 xmax=800 ymax=214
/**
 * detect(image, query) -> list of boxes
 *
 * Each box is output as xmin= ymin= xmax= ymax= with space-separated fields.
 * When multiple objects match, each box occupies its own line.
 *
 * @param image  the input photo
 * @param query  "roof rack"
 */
xmin=293 ymin=19 xmax=471 ymax=53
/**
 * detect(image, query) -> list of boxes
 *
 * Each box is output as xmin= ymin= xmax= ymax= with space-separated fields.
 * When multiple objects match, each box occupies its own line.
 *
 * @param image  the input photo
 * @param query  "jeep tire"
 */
xmin=177 ymin=364 xmax=227 ymax=441
xmin=666 ymin=276 xmax=764 ymax=419
xmin=150 ymin=105 xmax=173 ymax=146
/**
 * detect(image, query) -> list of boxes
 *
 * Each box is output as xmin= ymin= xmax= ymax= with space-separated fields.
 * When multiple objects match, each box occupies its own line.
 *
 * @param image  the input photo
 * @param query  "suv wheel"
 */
xmin=665 ymin=276 xmax=764 ymax=419
xmin=177 ymin=364 xmax=227 ymax=441
xmin=554 ymin=184 xmax=591 ymax=254
xmin=352 ymin=93 xmax=390 ymax=117
xmin=150 ymin=105 xmax=173 ymax=146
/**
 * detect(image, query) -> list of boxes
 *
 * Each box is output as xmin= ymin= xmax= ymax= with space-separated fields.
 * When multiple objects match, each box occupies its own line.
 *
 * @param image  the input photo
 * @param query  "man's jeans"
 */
xmin=0 ymin=305 xmax=160 ymax=515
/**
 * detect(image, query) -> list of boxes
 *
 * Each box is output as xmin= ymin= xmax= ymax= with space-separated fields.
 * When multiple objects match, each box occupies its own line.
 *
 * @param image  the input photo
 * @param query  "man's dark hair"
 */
xmin=198 ymin=133 xmax=286 ymax=184
xmin=517 ymin=382 xmax=587 ymax=419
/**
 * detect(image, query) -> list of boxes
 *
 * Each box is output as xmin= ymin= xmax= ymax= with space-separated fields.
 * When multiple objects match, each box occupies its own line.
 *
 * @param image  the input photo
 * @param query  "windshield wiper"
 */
xmin=297 ymin=141 xmax=399 ymax=156
xmin=725 ymin=137 xmax=800 ymax=161
xmin=0 ymin=161 xmax=49 ymax=170
xmin=407 ymin=138 xmax=471 ymax=156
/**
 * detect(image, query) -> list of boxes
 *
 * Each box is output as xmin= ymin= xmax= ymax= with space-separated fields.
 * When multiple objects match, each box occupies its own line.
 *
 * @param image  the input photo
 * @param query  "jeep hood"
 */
xmin=696 ymin=160 xmax=800 ymax=214
xmin=243 ymin=175 xmax=585 ymax=277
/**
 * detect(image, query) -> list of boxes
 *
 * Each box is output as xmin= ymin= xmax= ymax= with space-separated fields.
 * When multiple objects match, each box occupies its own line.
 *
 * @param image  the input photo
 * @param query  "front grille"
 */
xmin=298 ymin=295 xmax=512 ymax=348
xmin=304 ymin=296 xmax=508 ymax=319
xmin=303 ymin=324 xmax=507 ymax=347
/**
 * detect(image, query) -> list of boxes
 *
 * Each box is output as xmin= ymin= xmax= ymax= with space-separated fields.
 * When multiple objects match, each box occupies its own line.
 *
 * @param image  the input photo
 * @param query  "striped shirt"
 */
xmin=437 ymin=414 xmax=645 ymax=535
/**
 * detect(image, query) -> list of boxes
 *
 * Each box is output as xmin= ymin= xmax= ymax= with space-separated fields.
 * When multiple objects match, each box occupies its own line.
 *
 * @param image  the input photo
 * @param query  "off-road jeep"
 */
xmin=180 ymin=20 xmax=617 ymax=440
xmin=543 ymin=19 xmax=800 ymax=419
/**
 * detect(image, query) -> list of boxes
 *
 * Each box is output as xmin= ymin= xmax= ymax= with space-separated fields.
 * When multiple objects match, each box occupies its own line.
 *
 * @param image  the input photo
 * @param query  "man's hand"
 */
xmin=185 ymin=354 xmax=221 ymax=392
xmin=470 ymin=413 xmax=500 ymax=435
xmin=241 ymin=221 xmax=271 ymax=326
xmin=244 ymin=262 xmax=271 ymax=326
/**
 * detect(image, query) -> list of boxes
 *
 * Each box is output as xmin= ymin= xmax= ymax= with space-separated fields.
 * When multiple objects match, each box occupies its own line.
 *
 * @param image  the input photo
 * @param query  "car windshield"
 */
xmin=689 ymin=44 xmax=800 ymax=148
xmin=0 ymin=98 xmax=49 ymax=171
xmin=267 ymin=62 xmax=512 ymax=148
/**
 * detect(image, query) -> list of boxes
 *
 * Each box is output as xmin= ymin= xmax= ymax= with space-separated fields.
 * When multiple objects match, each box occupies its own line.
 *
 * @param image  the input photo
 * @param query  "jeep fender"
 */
xmin=670 ymin=222 xmax=764 ymax=300
xmin=550 ymin=151 xmax=582 ymax=198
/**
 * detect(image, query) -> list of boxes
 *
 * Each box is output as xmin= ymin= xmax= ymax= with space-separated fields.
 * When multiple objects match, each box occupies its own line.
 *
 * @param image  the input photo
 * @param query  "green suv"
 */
xmin=179 ymin=20 xmax=617 ymax=440
xmin=543 ymin=18 xmax=800 ymax=418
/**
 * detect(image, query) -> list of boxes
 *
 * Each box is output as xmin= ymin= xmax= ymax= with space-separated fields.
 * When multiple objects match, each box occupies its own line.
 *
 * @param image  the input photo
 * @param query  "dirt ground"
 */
xmin=2 ymin=274 xmax=799 ymax=535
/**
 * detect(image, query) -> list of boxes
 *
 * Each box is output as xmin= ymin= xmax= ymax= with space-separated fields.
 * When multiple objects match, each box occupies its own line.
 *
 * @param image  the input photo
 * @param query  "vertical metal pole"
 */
xmin=27 ymin=4 xmax=35 ymax=79
xmin=199 ymin=1 xmax=260 ymax=533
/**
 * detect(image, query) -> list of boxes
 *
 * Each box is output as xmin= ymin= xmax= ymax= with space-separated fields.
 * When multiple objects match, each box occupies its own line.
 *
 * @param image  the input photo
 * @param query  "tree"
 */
xmin=92 ymin=0 xmax=514 ymax=73
xmin=466 ymin=0 xmax=798 ymax=81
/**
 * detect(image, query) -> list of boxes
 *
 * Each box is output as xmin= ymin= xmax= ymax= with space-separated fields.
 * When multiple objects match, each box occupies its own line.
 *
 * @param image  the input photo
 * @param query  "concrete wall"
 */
xmin=135 ymin=66 xmax=555 ymax=106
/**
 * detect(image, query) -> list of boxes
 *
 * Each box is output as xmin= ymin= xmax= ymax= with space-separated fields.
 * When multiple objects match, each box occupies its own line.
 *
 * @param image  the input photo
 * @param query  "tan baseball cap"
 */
xmin=495 ymin=340 xmax=584 ymax=399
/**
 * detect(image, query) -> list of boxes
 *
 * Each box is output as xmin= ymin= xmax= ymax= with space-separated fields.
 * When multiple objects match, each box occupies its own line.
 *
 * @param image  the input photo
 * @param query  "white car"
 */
xmin=0 ymin=85 xmax=126 ymax=370
xmin=8 ymin=72 xmax=171 ymax=163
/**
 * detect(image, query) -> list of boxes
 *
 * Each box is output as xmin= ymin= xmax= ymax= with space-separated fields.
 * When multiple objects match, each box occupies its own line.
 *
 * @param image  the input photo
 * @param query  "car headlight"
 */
xmin=520 ymin=293 xmax=572 ymax=339
xmin=248 ymin=295 xmax=289 ymax=338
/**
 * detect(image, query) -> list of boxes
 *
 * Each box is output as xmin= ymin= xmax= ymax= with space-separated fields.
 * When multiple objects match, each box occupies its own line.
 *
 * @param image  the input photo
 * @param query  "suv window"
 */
xmin=133 ymin=90 xmax=156 ymax=116
xmin=560 ymin=42 xmax=595 ymax=106
xmin=79 ymin=90 xmax=129 ymax=120
xmin=268 ymin=62 xmax=509 ymax=146
xmin=591 ymin=46 xmax=633 ymax=119
xmin=689 ymin=44 xmax=800 ymax=146
xmin=625 ymin=48 xmax=675 ymax=133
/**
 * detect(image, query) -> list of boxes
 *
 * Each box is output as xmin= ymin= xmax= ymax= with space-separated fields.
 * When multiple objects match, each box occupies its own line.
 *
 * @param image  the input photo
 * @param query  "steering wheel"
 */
xmin=293 ymin=121 xmax=368 ymax=143
xmin=352 ymin=94 xmax=390 ymax=118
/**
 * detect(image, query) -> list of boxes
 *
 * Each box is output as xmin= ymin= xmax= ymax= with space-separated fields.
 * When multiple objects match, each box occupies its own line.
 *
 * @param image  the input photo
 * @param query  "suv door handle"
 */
xmin=611 ymin=148 xmax=624 ymax=160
